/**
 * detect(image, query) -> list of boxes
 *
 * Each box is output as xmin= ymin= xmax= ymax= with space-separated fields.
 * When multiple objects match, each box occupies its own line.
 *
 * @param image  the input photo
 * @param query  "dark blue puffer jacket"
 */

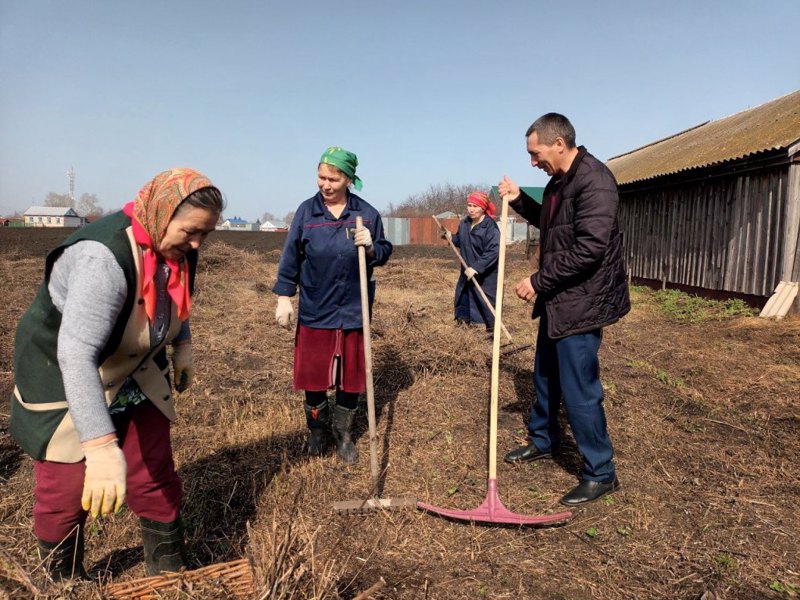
xmin=510 ymin=147 xmax=630 ymax=338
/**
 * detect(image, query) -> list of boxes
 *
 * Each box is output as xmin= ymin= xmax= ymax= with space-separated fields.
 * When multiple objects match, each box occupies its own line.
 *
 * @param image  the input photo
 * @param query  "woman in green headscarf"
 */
xmin=272 ymin=147 xmax=392 ymax=463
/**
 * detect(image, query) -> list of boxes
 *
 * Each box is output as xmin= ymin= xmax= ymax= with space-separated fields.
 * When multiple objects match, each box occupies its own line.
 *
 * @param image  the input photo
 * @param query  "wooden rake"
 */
xmin=332 ymin=216 xmax=416 ymax=514
xmin=418 ymin=196 xmax=572 ymax=526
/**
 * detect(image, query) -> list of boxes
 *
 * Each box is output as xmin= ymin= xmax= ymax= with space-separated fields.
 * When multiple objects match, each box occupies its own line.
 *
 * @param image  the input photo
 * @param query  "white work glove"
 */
xmin=172 ymin=342 xmax=192 ymax=392
xmin=275 ymin=296 xmax=294 ymax=329
xmin=464 ymin=267 xmax=477 ymax=280
xmin=81 ymin=439 xmax=127 ymax=518
xmin=353 ymin=226 xmax=373 ymax=249
xmin=440 ymin=229 xmax=452 ymax=242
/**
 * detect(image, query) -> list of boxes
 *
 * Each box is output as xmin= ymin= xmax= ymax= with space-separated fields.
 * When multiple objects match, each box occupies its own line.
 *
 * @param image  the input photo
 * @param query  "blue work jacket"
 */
xmin=452 ymin=215 xmax=500 ymax=324
xmin=272 ymin=192 xmax=392 ymax=329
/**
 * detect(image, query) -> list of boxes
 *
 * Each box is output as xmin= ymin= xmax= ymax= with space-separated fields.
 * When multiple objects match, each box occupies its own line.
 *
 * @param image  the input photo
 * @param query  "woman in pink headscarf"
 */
xmin=441 ymin=191 xmax=500 ymax=328
xmin=10 ymin=168 xmax=223 ymax=580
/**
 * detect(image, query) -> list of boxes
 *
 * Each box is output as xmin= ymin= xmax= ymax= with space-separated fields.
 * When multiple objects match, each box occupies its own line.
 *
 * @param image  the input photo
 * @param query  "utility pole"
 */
xmin=67 ymin=167 xmax=76 ymax=204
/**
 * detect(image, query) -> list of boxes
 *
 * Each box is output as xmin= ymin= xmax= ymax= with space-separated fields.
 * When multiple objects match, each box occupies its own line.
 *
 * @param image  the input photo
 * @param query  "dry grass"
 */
xmin=1 ymin=233 xmax=799 ymax=599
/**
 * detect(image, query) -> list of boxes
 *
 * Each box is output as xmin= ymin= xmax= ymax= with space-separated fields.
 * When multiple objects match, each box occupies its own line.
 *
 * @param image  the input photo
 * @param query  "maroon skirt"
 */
xmin=293 ymin=325 xmax=366 ymax=393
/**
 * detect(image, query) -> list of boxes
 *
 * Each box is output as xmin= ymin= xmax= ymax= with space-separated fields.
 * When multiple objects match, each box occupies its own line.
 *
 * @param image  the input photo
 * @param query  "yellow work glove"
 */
xmin=172 ymin=342 xmax=192 ymax=392
xmin=440 ymin=229 xmax=452 ymax=242
xmin=81 ymin=439 xmax=126 ymax=518
xmin=464 ymin=267 xmax=477 ymax=280
xmin=275 ymin=296 xmax=294 ymax=329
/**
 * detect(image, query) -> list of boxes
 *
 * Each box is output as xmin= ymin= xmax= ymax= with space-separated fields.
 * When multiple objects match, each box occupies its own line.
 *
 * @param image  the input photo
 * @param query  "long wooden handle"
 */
xmin=432 ymin=215 xmax=513 ymax=343
xmin=356 ymin=216 xmax=380 ymax=493
xmin=488 ymin=196 xmax=512 ymax=480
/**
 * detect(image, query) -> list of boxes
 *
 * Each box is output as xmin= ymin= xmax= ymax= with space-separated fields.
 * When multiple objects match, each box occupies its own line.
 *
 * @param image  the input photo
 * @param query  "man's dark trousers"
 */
xmin=528 ymin=312 xmax=616 ymax=482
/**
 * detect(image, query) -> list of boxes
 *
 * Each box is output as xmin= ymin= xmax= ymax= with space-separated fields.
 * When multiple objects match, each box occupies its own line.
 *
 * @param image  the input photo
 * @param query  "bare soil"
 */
xmin=0 ymin=227 xmax=798 ymax=599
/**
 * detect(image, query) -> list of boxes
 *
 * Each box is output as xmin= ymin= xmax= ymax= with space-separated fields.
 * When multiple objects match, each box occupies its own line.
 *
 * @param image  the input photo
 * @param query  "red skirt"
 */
xmin=294 ymin=325 xmax=365 ymax=393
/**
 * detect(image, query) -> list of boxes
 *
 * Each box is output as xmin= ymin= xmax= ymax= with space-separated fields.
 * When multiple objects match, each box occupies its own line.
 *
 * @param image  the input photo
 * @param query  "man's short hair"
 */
xmin=525 ymin=113 xmax=576 ymax=148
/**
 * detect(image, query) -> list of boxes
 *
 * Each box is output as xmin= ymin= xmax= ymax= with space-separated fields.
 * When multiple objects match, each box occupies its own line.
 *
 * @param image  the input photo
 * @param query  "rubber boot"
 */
xmin=304 ymin=400 xmax=330 ymax=456
xmin=37 ymin=530 xmax=88 ymax=581
xmin=140 ymin=517 xmax=185 ymax=575
xmin=332 ymin=404 xmax=358 ymax=464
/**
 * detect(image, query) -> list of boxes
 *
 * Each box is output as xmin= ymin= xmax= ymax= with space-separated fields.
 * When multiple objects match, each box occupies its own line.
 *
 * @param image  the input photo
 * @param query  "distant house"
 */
xmin=259 ymin=220 xmax=288 ymax=232
xmin=218 ymin=216 xmax=260 ymax=231
xmin=607 ymin=89 xmax=800 ymax=314
xmin=23 ymin=206 xmax=85 ymax=228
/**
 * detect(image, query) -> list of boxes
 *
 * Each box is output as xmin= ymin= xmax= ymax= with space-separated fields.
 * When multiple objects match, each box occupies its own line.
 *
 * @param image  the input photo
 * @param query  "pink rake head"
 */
xmin=417 ymin=479 xmax=572 ymax=526
xmin=417 ymin=196 xmax=573 ymax=528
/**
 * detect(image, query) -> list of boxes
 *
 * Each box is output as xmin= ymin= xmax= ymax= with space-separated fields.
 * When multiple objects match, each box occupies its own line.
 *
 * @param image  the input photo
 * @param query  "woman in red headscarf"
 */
xmin=10 ymin=168 xmax=223 ymax=580
xmin=441 ymin=191 xmax=500 ymax=329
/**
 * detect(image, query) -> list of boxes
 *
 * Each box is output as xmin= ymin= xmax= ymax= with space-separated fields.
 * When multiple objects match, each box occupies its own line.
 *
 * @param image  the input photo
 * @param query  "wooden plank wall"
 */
xmin=619 ymin=167 xmax=791 ymax=297
xmin=786 ymin=163 xmax=800 ymax=281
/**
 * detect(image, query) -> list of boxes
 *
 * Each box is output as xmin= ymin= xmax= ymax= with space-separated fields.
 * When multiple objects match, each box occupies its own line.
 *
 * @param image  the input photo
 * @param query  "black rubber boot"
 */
xmin=37 ymin=530 xmax=88 ymax=581
xmin=332 ymin=404 xmax=358 ymax=464
xmin=304 ymin=400 xmax=330 ymax=456
xmin=140 ymin=517 xmax=185 ymax=575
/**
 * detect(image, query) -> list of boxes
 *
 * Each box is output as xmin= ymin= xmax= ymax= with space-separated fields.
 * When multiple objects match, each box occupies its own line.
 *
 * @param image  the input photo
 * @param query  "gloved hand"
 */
xmin=172 ymin=342 xmax=192 ymax=392
xmin=464 ymin=267 xmax=477 ymax=280
xmin=440 ymin=229 xmax=452 ymax=242
xmin=275 ymin=296 xmax=294 ymax=329
xmin=81 ymin=438 xmax=127 ymax=518
xmin=353 ymin=226 xmax=373 ymax=249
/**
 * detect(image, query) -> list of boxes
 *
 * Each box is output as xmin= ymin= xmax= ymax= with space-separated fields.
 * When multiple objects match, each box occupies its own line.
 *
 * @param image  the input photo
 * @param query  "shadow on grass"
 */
xmin=0 ymin=435 xmax=23 ymax=485
xmin=363 ymin=343 xmax=413 ymax=497
xmin=177 ymin=430 xmax=306 ymax=566
xmin=89 ymin=546 xmax=142 ymax=579
xmin=502 ymin=357 xmax=583 ymax=477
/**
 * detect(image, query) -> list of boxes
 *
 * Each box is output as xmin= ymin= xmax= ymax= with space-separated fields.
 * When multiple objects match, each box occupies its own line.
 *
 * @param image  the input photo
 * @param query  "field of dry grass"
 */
xmin=1 ymin=229 xmax=798 ymax=599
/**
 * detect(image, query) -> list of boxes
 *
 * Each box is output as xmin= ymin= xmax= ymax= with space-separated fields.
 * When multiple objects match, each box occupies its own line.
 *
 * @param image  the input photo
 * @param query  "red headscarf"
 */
xmin=122 ymin=168 xmax=216 ymax=323
xmin=467 ymin=191 xmax=495 ymax=218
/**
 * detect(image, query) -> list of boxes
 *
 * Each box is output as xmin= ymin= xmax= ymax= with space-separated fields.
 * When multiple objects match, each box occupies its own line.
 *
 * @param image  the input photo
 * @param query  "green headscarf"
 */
xmin=319 ymin=146 xmax=363 ymax=191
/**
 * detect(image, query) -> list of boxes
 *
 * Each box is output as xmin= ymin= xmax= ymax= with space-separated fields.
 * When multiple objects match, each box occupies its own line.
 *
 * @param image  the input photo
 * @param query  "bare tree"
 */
xmin=261 ymin=211 xmax=276 ymax=224
xmin=77 ymin=193 xmax=103 ymax=217
xmin=386 ymin=183 xmax=489 ymax=217
xmin=283 ymin=211 xmax=295 ymax=227
xmin=44 ymin=192 xmax=74 ymax=208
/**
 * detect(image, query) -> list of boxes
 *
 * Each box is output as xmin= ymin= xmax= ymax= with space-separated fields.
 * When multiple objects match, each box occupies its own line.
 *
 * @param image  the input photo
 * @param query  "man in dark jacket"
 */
xmin=499 ymin=113 xmax=630 ymax=506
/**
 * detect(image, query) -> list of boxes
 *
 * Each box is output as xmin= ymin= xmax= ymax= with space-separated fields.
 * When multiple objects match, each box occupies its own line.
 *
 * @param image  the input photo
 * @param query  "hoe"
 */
xmin=418 ymin=196 xmax=572 ymax=526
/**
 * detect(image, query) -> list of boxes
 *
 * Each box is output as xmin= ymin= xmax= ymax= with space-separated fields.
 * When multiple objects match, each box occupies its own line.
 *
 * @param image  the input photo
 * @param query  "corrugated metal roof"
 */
xmin=607 ymin=90 xmax=800 ymax=185
xmin=24 ymin=206 xmax=79 ymax=216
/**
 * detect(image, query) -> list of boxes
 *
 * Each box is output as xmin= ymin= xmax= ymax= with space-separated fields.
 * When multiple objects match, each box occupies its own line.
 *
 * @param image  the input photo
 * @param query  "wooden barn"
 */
xmin=607 ymin=90 xmax=800 ymax=315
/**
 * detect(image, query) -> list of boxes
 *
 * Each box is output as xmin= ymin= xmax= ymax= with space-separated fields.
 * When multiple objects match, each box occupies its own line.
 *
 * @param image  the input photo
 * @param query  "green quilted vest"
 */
xmin=11 ymin=211 xmax=198 ymax=462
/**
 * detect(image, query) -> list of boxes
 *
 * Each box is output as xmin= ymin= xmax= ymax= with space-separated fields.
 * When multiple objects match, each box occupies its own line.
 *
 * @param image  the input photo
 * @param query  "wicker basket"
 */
xmin=103 ymin=558 xmax=254 ymax=599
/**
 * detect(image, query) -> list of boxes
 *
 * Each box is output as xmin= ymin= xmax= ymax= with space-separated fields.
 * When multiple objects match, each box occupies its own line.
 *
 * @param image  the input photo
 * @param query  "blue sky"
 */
xmin=1 ymin=0 xmax=798 ymax=221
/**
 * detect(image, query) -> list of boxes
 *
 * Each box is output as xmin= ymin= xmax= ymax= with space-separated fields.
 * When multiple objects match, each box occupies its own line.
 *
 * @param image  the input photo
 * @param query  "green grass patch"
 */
xmin=652 ymin=289 xmax=757 ymax=323
xmin=714 ymin=552 xmax=738 ymax=572
xmin=769 ymin=580 xmax=800 ymax=596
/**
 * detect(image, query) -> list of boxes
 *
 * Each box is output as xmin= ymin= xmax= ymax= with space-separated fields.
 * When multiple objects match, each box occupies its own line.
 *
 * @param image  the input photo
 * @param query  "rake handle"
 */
xmin=488 ymin=196 xmax=512 ymax=480
xmin=356 ymin=216 xmax=380 ymax=493
xmin=432 ymin=215 xmax=512 ymax=343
